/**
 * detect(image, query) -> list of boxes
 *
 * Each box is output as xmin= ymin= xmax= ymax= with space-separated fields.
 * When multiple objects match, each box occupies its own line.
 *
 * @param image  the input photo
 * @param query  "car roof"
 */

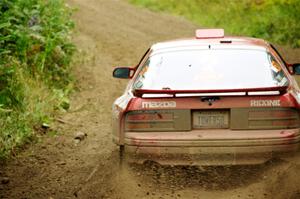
xmin=151 ymin=36 xmax=270 ymax=52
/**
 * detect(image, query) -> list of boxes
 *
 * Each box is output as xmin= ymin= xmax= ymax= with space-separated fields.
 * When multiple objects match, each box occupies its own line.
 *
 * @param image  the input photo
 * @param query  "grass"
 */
xmin=0 ymin=0 xmax=75 ymax=159
xmin=129 ymin=0 xmax=300 ymax=47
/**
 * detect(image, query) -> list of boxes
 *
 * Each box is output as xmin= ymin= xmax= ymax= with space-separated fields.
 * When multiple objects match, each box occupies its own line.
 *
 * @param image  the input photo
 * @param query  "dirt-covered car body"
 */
xmin=112 ymin=29 xmax=300 ymax=165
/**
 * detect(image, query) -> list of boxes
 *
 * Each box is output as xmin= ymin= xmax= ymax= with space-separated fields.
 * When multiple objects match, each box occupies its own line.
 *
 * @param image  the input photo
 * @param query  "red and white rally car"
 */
xmin=112 ymin=29 xmax=300 ymax=165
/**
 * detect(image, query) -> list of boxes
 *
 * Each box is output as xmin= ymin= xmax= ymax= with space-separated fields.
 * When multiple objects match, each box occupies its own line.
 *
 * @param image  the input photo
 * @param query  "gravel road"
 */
xmin=1 ymin=0 xmax=300 ymax=198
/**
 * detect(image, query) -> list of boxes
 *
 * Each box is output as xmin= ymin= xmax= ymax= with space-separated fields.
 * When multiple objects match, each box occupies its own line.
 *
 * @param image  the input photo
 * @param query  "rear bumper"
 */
xmin=122 ymin=129 xmax=300 ymax=165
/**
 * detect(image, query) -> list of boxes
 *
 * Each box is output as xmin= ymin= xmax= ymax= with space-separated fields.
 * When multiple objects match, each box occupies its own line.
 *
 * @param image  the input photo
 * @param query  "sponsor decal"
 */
xmin=142 ymin=101 xmax=176 ymax=109
xmin=250 ymin=100 xmax=281 ymax=107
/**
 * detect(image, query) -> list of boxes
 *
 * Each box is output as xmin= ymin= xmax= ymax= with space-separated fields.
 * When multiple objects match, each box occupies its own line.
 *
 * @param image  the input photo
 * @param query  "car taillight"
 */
xmin=248 ymin=108 xmax=300 ymax=129
xmin=125 ymin=110 xmax=191 ymax=132
xmin=231 ymin=108 xmax=300 ymax=130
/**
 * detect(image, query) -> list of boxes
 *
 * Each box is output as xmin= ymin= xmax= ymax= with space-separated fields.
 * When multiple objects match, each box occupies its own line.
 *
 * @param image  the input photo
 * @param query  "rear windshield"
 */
xmin=132 ymin=49 xmax=288 ymax=90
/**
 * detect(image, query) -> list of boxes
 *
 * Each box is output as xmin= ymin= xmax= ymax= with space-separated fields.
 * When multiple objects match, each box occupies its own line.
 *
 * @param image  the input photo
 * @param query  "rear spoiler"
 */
xmin=133 ymin=86 xmax=288 ymax=97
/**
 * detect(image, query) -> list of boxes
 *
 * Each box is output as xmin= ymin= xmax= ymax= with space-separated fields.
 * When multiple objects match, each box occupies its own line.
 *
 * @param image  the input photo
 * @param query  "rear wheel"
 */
xmin=119 ymin=145 xmax=125 ymax=169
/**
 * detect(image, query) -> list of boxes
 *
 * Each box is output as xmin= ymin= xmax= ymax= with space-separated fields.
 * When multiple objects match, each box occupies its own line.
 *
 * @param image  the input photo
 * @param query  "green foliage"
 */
xmin=129 ymin=0 xmax=300 ymax=47
xmin=0 ymin=0 xmax=75 ymax=158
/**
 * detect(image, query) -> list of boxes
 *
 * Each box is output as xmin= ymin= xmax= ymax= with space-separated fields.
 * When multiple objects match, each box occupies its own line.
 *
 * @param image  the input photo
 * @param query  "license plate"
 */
xmin=193 ymin=110 xmax=229 ymax=129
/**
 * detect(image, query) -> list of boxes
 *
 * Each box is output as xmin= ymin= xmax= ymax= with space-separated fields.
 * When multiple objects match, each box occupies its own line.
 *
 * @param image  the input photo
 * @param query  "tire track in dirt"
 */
xmin=1 ymin=0 xmax=300 ymax=198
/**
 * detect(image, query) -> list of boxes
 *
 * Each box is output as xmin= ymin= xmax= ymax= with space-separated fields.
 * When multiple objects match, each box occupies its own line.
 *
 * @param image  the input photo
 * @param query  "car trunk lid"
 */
xmin=124 ymin=91 xmax=300 ymax=132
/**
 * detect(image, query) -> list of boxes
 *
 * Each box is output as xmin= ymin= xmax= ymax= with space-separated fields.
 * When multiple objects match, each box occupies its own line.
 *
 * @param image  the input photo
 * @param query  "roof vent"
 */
xmin=220 ymin=40 xmax=232 ymax=44
xmin=196 ymin=29 xmax=224 ymax=39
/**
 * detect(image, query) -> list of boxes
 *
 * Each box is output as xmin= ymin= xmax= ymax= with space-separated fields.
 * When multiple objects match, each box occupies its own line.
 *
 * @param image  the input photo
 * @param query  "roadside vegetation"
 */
xmin=129 ymin=0 xmax=300 ymax=47
xmin=0 ymin=0 xmax=75 ymax=159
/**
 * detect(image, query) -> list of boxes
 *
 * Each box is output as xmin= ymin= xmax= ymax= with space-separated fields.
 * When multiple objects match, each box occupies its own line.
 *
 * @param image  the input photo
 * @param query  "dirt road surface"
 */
xmin=1 ymin=0 xmax=300 ymax=198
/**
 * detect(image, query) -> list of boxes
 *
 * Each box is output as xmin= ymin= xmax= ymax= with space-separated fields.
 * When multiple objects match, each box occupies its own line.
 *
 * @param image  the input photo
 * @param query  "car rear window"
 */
xmin=132 ymin=49 xmax=288 ymax=90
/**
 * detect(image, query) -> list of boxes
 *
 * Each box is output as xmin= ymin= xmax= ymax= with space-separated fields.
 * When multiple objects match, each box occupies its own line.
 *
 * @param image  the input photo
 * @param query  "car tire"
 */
xmin=119 ymin=145 xmax=125 ymax=169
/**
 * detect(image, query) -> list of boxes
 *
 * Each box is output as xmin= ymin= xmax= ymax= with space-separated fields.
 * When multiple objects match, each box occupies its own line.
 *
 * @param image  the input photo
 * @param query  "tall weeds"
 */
xmin=0 ymin=0 xmax=75 ymax=159
xmin=129 ymin=0 xmax=300 ymax=47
